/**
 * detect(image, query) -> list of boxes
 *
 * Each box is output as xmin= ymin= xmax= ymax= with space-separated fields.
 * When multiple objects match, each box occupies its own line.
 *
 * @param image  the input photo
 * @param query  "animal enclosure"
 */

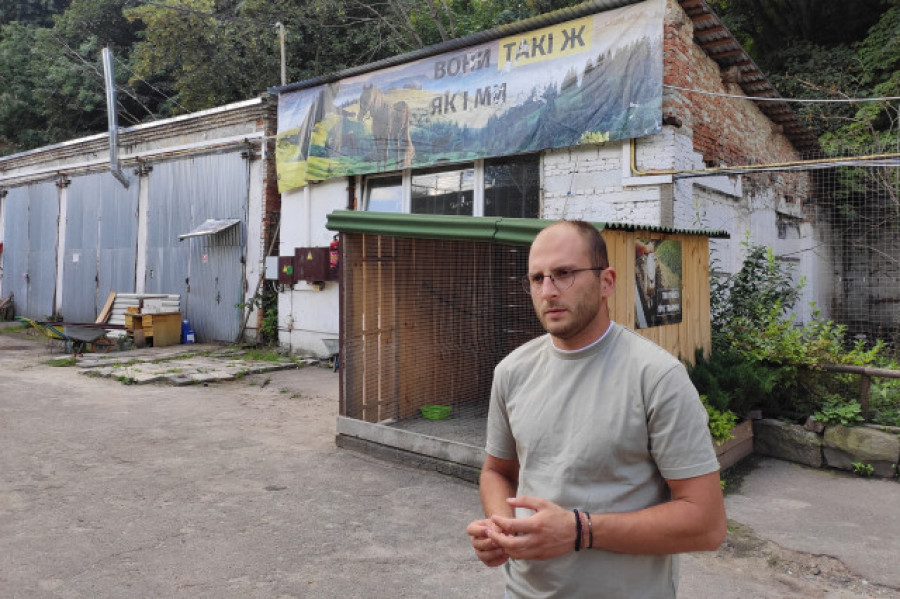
xmin=328 ymin=211 xmax=725 ymax=426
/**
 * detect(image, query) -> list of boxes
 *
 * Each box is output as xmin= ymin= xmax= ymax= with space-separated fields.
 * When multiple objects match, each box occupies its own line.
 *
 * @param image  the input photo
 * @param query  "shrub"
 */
xmin=691 ymin=243 xmax=889 ymax=423
xmin=814 ymin=398 xmax=864 ymax=426
xmin=702 ymin=395 xmax=738 ymax=445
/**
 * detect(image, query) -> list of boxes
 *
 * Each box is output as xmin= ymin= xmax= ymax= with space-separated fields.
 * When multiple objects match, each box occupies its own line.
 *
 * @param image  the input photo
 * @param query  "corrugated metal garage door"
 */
xmin=61 ymin=172 xmax=139 ymax=321
xmin=144 ymin=152 xmax=248 ymax=342
xmin=1 ymin=183 xmax=59 ymax=319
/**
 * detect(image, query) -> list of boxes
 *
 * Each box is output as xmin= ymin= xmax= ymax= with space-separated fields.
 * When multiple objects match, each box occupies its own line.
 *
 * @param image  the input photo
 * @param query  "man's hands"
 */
xmin=466 ymin=518 xmax=511 ymax=567
xmin=468 ymin=496 xmax=576 ymax=564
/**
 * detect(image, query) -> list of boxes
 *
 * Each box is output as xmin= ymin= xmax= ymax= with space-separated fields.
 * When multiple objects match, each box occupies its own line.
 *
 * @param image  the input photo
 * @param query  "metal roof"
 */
xmin=178 ymin=218 xmax=241 ymax=241
xmin=326 ymin=211 xmax=729 ymax=245
xmin=677 ymin=0 xmax=819 ymax=153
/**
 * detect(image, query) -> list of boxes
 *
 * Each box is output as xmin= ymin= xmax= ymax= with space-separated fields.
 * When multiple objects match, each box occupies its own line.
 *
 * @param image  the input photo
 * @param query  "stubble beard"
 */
xmin=535 ymin=293 xmax=602 ymax=340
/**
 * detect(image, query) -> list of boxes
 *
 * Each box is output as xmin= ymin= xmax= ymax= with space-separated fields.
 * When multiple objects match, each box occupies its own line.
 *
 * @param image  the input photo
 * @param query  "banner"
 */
xmin=276 ymin=0 xmax=663 ymax=192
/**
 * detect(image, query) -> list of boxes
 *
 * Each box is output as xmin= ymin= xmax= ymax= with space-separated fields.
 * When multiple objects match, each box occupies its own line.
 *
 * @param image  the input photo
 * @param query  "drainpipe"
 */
xmin=101 ymin=47 xmax=130 ymax=189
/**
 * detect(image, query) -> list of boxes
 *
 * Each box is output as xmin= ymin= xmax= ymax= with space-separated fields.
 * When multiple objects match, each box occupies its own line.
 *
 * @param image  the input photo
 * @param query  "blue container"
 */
xmin=181 ymin=319 xmax=195 ymax=344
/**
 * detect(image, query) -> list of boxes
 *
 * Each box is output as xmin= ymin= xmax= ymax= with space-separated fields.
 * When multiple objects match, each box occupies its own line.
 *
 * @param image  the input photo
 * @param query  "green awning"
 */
xmin=325 ymin=211 xmax=728 ymax=245
xmin=325 ymin=212 xmax=602 ymax=247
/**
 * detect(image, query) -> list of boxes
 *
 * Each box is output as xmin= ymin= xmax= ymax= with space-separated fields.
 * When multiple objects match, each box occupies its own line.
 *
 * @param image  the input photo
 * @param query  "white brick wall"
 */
xmin=542 ymin=141 xmax=664 ymax=224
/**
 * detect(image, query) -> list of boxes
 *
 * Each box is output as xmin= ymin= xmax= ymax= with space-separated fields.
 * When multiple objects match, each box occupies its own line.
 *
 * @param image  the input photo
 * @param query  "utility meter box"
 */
xmin=277 ymin=256 xmax=296 ymax=285
xmin=294 ymin=247 xmax=330 ymax=282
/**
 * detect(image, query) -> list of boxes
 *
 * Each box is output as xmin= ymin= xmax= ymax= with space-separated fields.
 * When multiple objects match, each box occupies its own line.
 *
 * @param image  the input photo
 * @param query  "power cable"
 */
xmin=664 ymin=84 xmax=900 ymax=104
xmin=111 ymin=53 xmax=190 ymax=115
xmin=48 ymin=34 xmax=157 ymax=123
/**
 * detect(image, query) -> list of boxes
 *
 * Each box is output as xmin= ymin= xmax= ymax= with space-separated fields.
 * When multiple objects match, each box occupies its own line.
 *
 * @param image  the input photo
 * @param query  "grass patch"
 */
xmin=234 ymin=349 xmax=287 ymax=362
xmin=0 ymin=323 xmax=30 ymax=335
xmin=47 ymin=356 xmax=77 ymax=367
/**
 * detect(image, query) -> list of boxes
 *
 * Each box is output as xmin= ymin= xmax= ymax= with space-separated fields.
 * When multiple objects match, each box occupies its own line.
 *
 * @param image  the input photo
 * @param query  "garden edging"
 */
xmin=752 ymin=418 xmax=900 ymax=479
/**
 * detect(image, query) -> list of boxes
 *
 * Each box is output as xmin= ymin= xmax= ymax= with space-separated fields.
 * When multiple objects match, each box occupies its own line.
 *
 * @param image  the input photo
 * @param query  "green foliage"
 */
xmin=702 ymin=395 xmax=738 ymax=445
xmin=711 ymin=244 xmax=799 ymax=328
xmin=870 ymin=377 xmax=900 ymax=427
xmin=813 ymin=398 xmax=864 ymax=426
xmin=693 ymin=243 xmax=889 ymax=422
xmin=851 ymin=461 xmax=875 ymax=477
xmin=237 ymin=281 xmax=279 ymax=346
xmin=690 ymin=346 xmax=781 ymax=417
xmin=47 ymin=356 xmax=77 ymax=367
xmin=0 ymin=0 xmax=69 ymax=27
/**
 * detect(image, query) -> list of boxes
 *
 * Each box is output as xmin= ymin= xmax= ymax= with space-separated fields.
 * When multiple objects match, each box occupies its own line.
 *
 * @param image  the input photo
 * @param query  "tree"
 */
xmin=0 ymin=0 xmax=69 ymax=27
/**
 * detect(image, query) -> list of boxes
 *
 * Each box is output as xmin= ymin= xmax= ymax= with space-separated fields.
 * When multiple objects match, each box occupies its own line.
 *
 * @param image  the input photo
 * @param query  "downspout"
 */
xmin=101 ymin=47 xmax=130 ymax=189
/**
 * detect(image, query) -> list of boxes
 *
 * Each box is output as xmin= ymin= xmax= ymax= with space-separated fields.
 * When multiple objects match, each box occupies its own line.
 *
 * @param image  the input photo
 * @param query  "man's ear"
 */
xmin=600 ymin=267 xmax=616 ymax=299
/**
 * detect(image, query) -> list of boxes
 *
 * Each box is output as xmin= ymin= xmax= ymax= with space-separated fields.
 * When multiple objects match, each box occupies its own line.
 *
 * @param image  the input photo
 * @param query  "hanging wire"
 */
xmin=111 ymin=53 xmax=190 ymax=116
xmin=46 ymin=35 xmax=157 ymax=124
xmin=664 ymin=84 xmax=900 ymax=104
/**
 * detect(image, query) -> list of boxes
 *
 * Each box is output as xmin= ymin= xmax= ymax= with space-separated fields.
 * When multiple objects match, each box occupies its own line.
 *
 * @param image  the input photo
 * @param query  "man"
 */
xmin=466 ymin=220 xmax=726 ymax=598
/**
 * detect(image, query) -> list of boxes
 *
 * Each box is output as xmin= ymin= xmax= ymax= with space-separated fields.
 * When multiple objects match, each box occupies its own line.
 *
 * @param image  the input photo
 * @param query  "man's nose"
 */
xmin=537 ymin=276 xmax=559 ymax=296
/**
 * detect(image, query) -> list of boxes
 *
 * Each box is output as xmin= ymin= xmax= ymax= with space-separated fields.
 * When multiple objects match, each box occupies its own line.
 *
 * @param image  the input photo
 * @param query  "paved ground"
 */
xmin=2 ymin=322 xmax=899 ymax=598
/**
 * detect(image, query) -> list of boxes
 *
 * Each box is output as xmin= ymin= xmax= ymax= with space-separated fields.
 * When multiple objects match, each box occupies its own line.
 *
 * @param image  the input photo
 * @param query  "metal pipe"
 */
xmin=101 ymin=47 xmax=130 ymax=189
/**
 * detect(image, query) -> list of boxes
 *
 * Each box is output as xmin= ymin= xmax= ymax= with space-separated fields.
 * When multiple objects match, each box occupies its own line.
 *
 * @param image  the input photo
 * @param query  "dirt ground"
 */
xmin=1 ymin=323 xmax=897 ymax=598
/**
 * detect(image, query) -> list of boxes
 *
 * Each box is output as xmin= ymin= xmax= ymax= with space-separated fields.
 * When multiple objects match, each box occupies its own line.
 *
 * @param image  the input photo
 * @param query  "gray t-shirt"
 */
xmin=486 ymin=323 xmax=720 ymax=599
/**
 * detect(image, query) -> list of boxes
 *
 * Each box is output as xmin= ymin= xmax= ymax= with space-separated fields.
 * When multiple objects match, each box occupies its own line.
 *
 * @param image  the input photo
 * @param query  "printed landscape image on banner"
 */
xmin=635 ymin=238 xmax=682 ymax=329
xmin=275 ymin=0 xmax=663 ymax=192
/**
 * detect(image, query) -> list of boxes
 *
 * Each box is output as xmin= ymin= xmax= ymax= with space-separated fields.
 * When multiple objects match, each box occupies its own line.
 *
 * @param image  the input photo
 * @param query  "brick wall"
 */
xmin=542 ymin=140 xmax=667 ymax=225
xmin=663 ymin=0 xmax=808 ymax=196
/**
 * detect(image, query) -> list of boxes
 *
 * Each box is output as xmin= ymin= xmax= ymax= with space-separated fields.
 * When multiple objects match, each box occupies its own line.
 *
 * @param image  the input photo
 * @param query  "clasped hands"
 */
xmin=467 ymin=496 xmax=578 ymax=566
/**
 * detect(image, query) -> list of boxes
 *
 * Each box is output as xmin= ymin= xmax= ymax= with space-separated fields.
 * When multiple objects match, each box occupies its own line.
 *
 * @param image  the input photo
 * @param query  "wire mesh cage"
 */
xmin=335 ymin=215 xmax=721 ymax=448
xmin=341 ymin=234 xmax=542 ymax=444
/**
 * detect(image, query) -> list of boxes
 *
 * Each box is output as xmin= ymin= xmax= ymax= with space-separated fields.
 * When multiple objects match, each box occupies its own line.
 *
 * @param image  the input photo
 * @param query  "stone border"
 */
xmin=753 ymin=419 xmax=900 ymax=479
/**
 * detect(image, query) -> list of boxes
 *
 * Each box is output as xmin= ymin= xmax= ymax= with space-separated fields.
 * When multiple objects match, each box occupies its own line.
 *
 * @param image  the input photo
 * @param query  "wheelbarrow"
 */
xmin=63 ymin=324 xmax=113 ymax=354
xmin=15 ymin=317 xmax=112 ymax=355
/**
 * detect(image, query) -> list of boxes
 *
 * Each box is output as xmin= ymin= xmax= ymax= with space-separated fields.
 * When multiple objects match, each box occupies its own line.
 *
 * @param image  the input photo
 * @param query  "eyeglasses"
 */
xmin=521 ymin=267 xmax=606 ymax=294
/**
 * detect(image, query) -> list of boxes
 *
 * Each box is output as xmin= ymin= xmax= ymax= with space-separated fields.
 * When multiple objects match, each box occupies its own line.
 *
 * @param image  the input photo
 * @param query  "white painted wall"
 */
xmin=278 ymin=178 xmax=348 ymax=356
xmin=668 ymin=130 xmax=834 ymax=323
xmin=241 ymin=156 xmax=266 ymax=341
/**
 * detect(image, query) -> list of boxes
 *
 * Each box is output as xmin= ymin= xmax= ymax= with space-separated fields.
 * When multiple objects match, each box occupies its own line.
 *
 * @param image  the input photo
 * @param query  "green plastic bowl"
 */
xmin=420 ymin=404 xmax=451 ymax=420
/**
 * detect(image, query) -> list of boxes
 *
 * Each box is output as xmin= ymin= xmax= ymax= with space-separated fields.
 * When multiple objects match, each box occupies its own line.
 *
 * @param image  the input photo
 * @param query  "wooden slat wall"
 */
xmin=342 ymin=230 xmax=712 ymax=423
xmin=605 ymin=230 xmax=711 ymax=362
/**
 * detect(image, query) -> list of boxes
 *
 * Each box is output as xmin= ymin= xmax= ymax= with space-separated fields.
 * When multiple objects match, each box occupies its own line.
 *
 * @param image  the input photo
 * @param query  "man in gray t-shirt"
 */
xmin=466 ymin=220 xmax=726 ymax=598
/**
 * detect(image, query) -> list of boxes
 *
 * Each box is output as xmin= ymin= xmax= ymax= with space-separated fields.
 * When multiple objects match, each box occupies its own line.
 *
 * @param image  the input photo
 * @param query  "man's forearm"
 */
xmin=479 ymin=467 xmax=517 ymax=518
xmin=589 ymin=472 xmax=726 ymax=554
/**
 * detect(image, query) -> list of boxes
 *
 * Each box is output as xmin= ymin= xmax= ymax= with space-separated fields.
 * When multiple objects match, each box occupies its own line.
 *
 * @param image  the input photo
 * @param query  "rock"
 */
xmin=753 ymin=419 xmax=823 ymax=468
xmin=823 ymin=424 xmax=900 ymax=478
xmin=803 ymin=416 xmax=825 ymax=434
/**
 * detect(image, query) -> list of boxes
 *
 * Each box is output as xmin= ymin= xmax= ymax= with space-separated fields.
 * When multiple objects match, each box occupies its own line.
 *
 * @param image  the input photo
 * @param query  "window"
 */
xmin=361 ymin=155 xmax=540 ymax=218
xmin=484 ymin=156 xmax=540 ymax=218
xmin=363 ymin=175 xmax=403 ymax=213
xmin=411 ymin=166 xmax=474 ymax=215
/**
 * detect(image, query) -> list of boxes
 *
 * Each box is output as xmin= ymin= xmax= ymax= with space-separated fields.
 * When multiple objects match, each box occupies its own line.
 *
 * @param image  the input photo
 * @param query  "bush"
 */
xmin=690 ymin=243 xmax=890 ymax=423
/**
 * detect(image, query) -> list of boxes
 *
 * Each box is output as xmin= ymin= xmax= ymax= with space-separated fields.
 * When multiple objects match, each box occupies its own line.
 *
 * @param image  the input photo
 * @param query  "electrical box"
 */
xmin=294 ymin=247 xmax=330 ymax=283
xmin=278 ymin=256 xmax=296 ymax=285
xmin=265 ymin=256 xmax=279 ymax=281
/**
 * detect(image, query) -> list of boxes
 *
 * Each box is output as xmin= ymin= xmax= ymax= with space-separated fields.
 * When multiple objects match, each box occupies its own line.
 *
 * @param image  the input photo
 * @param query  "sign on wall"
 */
xmin=635 ymin=238 xmax=682 ymax=329
xmin=275 ymin=0 xmax=663 ymax=192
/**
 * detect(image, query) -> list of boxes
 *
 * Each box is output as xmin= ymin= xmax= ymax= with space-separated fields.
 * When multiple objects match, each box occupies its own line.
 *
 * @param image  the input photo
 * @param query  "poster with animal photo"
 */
xmin=635 ymin=239 xmax=682 ymax=329
xmin=275 ymin=0 xmax=664 ymax=192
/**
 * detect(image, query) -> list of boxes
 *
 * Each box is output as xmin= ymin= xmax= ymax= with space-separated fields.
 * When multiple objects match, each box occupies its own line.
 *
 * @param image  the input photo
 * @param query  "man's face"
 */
xmin=527 ymin=224 xmax=606 ymax=346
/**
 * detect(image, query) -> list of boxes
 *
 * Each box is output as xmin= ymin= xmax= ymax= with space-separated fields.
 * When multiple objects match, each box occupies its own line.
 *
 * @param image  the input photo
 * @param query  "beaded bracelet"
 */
xmin=573 ymin=509 xmax=582 ymax=551
xmin=585 ymin=511 xmax=594 ymax=549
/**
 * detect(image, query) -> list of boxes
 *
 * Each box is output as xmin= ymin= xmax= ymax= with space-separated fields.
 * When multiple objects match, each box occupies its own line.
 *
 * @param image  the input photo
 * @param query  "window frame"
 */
xmin=359 ymin=155 xmax=541 ymax=218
